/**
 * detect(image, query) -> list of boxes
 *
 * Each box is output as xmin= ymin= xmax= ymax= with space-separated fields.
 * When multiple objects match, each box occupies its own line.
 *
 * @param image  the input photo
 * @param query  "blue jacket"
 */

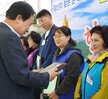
xmin=53 ymin=44 xmax=84 ymax=99
xmin=35 ymin=25 xmax=57 ymax=68
xmin=81 ymin=57 xmax=108 ymax=99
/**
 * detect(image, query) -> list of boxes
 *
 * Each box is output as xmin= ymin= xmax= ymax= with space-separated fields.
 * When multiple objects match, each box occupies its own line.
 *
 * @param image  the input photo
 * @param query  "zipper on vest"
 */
xmin=84 ymin=68 xmax=90 ymax=99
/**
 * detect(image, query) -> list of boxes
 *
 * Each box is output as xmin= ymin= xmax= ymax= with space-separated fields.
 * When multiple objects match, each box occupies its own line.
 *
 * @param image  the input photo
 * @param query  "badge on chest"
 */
xmin=86 ymin=75 xmax=93 ymax=85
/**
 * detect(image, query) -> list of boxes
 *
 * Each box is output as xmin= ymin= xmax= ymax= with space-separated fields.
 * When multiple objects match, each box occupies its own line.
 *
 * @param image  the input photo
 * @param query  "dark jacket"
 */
xmin=36 ymin=25 xmax=58 ymax=68
xmin=54 ymin=43 xmax=84 ymax=96
xmin=0 ymin=22 xmax=49 ymax=99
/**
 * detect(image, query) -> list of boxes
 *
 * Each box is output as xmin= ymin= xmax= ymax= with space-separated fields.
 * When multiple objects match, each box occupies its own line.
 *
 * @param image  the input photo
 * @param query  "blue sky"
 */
xmin=52 ymin=0 xmax=108 ymax=40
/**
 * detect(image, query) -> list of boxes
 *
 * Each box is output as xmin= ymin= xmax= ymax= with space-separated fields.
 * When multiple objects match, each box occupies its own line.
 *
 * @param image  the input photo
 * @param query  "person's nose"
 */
xmin=91 ymin=41 xmax=95 ymax=47
xmin=26 ymin=27 xmax=30 ymax=33
xmin=40 ymin=22 xmax=44 ymax=27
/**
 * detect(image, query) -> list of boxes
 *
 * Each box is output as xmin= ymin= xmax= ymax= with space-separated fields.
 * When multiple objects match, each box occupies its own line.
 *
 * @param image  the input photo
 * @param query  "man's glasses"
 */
xmin=38 ymin=17 xmax=48 ymax=25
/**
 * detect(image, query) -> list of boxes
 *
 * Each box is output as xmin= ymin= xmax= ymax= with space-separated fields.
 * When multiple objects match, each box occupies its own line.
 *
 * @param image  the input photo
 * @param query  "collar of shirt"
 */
xmin=45 ymin=30 xmax=50 ymax=39
xmin=2 ymin=22 xmax=20 ymax=37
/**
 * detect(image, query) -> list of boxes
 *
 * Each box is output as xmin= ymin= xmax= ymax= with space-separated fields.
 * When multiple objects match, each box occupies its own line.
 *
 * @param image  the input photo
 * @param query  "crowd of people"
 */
xmin=0 ymin=1 xmax=108 ymax=99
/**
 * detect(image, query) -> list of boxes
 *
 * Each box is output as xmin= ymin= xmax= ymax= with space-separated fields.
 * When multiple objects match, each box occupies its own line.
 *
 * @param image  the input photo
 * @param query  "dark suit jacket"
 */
xmin=0 ymin=22 xmax=49 ymax=99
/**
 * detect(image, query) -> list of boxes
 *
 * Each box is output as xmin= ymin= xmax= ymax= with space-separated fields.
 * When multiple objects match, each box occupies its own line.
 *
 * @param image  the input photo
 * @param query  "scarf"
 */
xmin=91 ymin=49 xmax=108 ymax=62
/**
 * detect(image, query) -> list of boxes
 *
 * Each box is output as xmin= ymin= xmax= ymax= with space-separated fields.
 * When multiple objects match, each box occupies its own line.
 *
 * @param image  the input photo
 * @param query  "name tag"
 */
xmin=37 ymin=55 xmax=41 ymax=69
xmin=86 ymin=75 xmax=93 ymax=85
xmin=42 ymin=40 xmax=45 ymax=45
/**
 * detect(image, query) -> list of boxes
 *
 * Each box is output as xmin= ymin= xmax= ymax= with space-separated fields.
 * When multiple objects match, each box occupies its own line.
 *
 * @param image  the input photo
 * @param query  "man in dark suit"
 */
xmin=0 ymin=1 xmax=58 ymax=99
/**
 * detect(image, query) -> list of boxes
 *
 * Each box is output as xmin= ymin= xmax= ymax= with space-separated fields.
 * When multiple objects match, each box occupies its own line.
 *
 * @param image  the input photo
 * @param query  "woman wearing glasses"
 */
xmin=48 ymin=26 xmax=84 ymax=99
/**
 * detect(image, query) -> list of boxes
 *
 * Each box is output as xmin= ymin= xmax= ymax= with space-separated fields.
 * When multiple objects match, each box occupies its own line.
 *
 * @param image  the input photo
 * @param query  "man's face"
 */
xmin=28 ymin=36 xmax=37 ymax=48
xmin=37 ymin=15 xmax=52 ymax=30
xmin=16 ymin=15 xmax=34 ymax=36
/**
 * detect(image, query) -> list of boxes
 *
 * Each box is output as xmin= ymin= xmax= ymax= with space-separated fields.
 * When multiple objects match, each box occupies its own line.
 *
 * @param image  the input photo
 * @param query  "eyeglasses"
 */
xmin=53 ymin=34 xmax=65 ymax=39
xmin=38 ymin=17 xmax=48 ymax=24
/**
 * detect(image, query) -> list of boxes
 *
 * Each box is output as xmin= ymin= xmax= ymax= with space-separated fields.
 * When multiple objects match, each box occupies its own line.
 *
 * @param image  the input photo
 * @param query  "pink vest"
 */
xmin=27 ymin=48 xmax=39 ymax=68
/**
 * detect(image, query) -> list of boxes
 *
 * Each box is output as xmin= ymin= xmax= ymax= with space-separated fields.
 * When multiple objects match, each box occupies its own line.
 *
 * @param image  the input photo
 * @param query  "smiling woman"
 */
xmin=91 ymin=33 xmax=104 ymax=53
xmin=48 ymin=26 xmax=84 ymax=99
xmin=74 ymin=25 xmax=108 ymax=99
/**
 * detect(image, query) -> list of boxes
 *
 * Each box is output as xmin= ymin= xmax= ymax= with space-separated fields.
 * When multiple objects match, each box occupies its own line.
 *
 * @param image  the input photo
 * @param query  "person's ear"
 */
xmin=67 ymin=35 xmax=70 ymax=41
xmin=16 ymin=14 xmax=23 ymax=24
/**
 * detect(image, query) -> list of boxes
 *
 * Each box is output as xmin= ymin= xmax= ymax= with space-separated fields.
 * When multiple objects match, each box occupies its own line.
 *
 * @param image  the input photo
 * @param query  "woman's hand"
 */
xmin=48 ymin=91 xmax=59 ymax=99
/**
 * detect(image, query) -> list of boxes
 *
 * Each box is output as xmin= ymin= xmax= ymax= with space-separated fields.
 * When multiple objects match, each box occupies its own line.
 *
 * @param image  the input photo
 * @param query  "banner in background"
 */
xmin=51 ymin=0 xmax=108 ymax=58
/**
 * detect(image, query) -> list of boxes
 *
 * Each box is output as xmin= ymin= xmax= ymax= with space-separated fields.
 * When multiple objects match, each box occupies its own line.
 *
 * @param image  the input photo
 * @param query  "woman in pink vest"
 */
xmin=27 ymin=31 xmax=41 ymax=70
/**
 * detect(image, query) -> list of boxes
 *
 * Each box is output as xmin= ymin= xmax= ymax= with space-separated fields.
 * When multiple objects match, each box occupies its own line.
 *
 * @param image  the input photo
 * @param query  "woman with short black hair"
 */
xmin=27 ymin=31 xmax=41 ymax=69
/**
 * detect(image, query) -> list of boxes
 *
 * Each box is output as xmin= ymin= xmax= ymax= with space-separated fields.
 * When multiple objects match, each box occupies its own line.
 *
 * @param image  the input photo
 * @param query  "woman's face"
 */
xmin=54 ymin=30 xmax=70 ymax=50
xmin=28 ymin=36 xmax=37 ymax=48
xmin=91 ymin=33 xmax=104 ymax=53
